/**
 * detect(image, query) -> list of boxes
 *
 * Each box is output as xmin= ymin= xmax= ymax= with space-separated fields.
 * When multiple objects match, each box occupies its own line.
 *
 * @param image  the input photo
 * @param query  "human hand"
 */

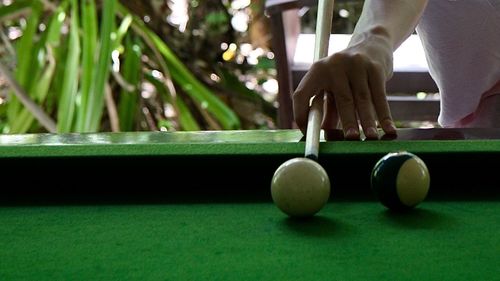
xmin=293 ymin=32 xmax=397 ymax=140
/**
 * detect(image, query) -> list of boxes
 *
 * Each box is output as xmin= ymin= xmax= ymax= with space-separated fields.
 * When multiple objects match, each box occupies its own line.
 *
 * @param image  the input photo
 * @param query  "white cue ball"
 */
xmin=271 ymin=157 xmax=331 ymax=217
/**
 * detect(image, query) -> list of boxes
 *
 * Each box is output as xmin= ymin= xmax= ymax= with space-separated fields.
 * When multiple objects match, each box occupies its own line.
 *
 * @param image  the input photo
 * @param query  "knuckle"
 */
xmin=330 ymin=52 xmax=348 ymax=63
xmin=370 ymin=59 xmax=392 ymax=80
xmin=371 ymin=62 xmax=391 ymax=80
xmin=314 ymin=60 xmax=333 ymax=76
xmin=369 ymin=61 xmax=383 ymax=72
xmin=292 ymin=89 xmax=302 ymax=101
xmin=329 ymin=53 xmax=354 ymax=69
xmin=332 ymin=52 xmax=369 ymax=68
xmin=350 ymin=53 xmax=368 ymax=65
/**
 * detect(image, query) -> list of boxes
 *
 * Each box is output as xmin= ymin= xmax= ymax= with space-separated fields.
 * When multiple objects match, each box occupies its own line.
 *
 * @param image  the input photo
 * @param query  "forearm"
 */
xmin=349 ymin=0 xmax=428 ymax=50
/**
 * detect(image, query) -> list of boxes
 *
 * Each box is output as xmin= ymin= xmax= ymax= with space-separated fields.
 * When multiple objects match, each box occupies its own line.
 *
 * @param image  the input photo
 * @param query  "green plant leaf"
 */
xmin=117 ymin=3 xmax=240 ymax=130
xmin=42 ymin=0 xmax=69 ymax=114
xmin=9 ymin=60 xmax=55 ymax=133
xmin=144 ymin=72 xmax=200 ymax=131
xmin=74 ymin=0 xmax=98 ymax=132
xmin=176 ymin=96 xmax=201 ymax=131
xmin=57 ymin=0 xmax=80 ymax=133
xmin=118 ymin=35 xmax=141 ymax=131
xmin=217 ymin=67 xmax=276 ymax=117
xmin=80 ymin=0 xmax=116 ymax=132
xmin=114 ymin=14 xmax=132 ymax=50
xmin=45 ymin=0 xmax=68 ymax=46
xmin=0 ymin=0 xmax=32 ymax=20
xmin=7 ymin=0 xmax=43 ymax=127
xmin=148 ymin=27 xmax=240 ymax=130
xmin=9 ymin=1 xmax=69 ymax=133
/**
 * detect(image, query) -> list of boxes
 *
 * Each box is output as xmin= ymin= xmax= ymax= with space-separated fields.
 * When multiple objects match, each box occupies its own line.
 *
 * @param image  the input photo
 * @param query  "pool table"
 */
xmin=0 ymin=128 xmax=499 ymax=280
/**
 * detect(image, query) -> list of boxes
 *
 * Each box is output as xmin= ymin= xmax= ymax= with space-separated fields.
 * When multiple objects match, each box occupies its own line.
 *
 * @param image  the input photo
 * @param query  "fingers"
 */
xmin=368 ymin=63 xmax=397 ymax=135
xmin=293 ymin=61 xmax=326 ymax=133
xmin=348 ymin=56 xmax=379 ymax=139
xmin=331 ymin=70 xmax=360 ymax=140
xmin=322 ymin=92 xmax=339 ymax=130
xmin=293 ymin=53 xmax=396 ymax=139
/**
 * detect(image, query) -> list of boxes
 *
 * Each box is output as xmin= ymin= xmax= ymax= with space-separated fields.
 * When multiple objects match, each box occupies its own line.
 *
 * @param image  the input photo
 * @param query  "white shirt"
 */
xmin=416 ymin=0 xmax=500 ymax=127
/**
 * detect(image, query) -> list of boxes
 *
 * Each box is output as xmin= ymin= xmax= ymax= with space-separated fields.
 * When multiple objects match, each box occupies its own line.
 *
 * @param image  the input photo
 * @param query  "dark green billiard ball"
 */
xmin=371 ymin=151 xmax=430 ymax=211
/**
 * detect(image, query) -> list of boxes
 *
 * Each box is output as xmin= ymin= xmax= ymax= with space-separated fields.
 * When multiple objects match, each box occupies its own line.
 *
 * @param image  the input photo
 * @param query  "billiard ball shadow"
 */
xmin=281 ymin=215 xmax=350 ymax=238
xmin=379 ymin=207 xmax=457 ymax=230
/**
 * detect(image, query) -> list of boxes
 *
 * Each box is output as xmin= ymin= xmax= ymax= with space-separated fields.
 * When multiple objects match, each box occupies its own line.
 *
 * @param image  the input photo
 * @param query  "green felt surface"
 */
xmin=1 ymin=202 xmax=499 ymax=280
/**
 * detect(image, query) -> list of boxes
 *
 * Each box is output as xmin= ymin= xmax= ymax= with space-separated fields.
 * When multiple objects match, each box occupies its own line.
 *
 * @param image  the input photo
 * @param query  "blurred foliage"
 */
xmin=0 ymin=0 xmax=278 ymax=133
xmin=301 ymin=0 xmax=364 ymax=34
xmin=0 ymin=0 xmax=368 ymax=134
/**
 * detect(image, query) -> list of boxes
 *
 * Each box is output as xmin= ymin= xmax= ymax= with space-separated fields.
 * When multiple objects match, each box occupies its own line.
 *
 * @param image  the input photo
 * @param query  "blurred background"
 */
xmin=3 ymin=0 xmax=427 ymax=134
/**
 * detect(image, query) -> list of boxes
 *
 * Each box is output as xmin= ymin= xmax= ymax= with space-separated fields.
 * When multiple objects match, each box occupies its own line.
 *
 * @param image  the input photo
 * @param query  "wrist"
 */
xmin=368 ymin=25 xmax=393 ymax=47
xmin=346 ymin=27 xmax=394 ymax=79
xmin=350 ymin=25 xmax=393 ymax=49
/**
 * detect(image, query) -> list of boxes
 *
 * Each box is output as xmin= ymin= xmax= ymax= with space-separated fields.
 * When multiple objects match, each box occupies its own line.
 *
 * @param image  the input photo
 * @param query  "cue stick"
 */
xmin=305 ymin=0 xmax=335 ymax=160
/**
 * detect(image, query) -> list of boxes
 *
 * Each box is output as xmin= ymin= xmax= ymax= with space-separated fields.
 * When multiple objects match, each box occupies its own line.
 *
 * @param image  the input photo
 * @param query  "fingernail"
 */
xmin=381 ymin=119 xmax=396 ymax=133
xmin=387 ymin=121 xmax=397 ymax=133
xmin=345 ymin=128 xmax=359 ymax=139
xmin=366 ymin=127 xmax=379 ymax=139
